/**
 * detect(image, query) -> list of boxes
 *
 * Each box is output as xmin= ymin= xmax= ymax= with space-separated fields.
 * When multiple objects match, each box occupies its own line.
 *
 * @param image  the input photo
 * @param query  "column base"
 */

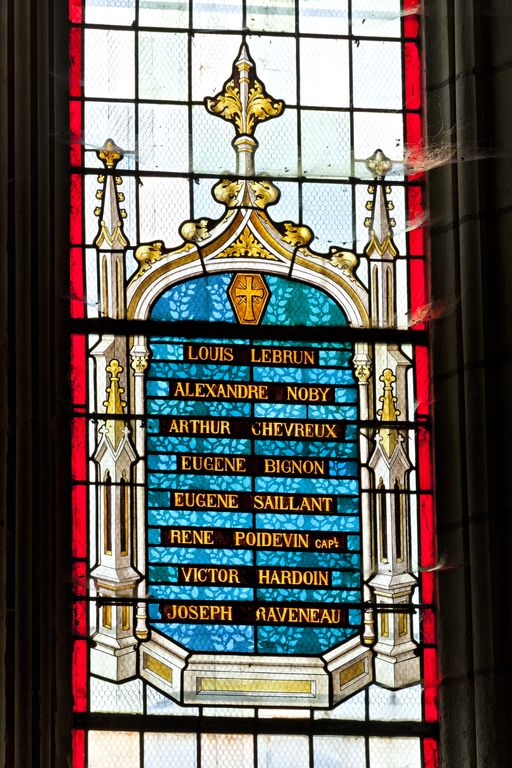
xmin=91 ymin=643 xmax=137 ymax=681
xmin=374 ymin=649 xmax=421 ymax=688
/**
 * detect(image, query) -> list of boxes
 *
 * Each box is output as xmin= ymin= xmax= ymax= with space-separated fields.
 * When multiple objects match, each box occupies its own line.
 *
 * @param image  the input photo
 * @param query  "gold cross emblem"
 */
xmin=228 ymin=273 xmax=270 ymax=325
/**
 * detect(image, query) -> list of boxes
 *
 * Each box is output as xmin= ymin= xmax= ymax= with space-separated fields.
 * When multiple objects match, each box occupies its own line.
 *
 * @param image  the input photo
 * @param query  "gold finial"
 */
xmin=104 ymin=359 xmax=127 ymax=447
xmin=96 ymin=138 xmax=124 ymax=169
xmin=205 ymin=44 xmax=283 ymax=177
xmin=366 ymin=148 xmax=393 ymax=179
xmin=377 ymin=368 xmax=400 ymax=457
xmin=205 ymin=44 xmax=284 ymax=138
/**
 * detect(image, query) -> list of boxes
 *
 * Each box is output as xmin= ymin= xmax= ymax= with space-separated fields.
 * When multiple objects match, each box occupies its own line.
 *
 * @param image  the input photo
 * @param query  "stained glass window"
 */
xmin=70 ymin=2 xmax=437 ymax=766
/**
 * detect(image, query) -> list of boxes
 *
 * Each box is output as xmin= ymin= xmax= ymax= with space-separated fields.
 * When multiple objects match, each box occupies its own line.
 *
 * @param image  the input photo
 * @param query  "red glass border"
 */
xmin=404 ymin=0 xmax=420 ymax=39
xmin=72 ymin=639 xmax=87 ymax=713
xmin=70 ymin=101 xmax=82 ymax=168
xmin=423 ymin=737 xmax=440 ymax=768
xmin=72 ymin=729 xmax=85 ymax=768
xmin=69 ymin=0 xmax=83 ymax=24
xmin=69 ymin=27 xmax=82 ymax=98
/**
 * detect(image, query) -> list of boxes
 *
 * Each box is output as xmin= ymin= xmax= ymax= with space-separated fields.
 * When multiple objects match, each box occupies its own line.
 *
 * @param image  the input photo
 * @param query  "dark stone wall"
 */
xmin=0 ymin=0 xmax=71 ymax=765
xmin=426 ymin=1 xmax=512 ymax=765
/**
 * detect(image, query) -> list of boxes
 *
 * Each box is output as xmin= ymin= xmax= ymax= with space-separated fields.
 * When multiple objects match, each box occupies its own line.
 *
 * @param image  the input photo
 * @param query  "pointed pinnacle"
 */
xmin=235 ymin=42 xmax=253 ymax=70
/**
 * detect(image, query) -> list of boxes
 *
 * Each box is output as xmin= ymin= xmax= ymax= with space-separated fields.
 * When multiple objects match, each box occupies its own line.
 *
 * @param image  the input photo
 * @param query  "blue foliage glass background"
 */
xmin=146 ymin=272 xmax=361 ymax=654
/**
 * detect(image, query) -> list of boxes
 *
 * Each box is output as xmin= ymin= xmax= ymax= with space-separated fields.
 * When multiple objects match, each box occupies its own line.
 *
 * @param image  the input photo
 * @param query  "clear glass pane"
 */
xmin=193 ymin=0 xmax=243 ymax=30
xmin=84 ymin=248 xmax=98 ymax=318
xmin=201 ymin=734 xmax=254 ymax=768
xmin=301 ymin=110 xmax=351 ymax=178
xmin=391 ymin=183 xmax=407 ymax=255
xmin=353 ymin=111 xmax=404 ymax=178
xmin=351 ymin=0 xmax=402 ymax=37
xmin=138 ymin=0 xmax=189 ymax=28
xmin=369 ymin=737 xmax=422 ymax=768
xmin=191 ymin=34 xmax=242 ymax=100
xmin=139 ymin=32 xmax=189 ymax=102
xmin=90 ymin=677 xmax=143 ymax=713
xmin=268 ymin=181 xmax=299 ymax=222
xmin=192 ymin=106 xmax=236 ymax=175
xmin=138 ymin=177 xmax=190 ymax=244
xmin=369 ymin=683 xmax=422 ymax=721
xmin=313 ymin=736 xmax=366 ymax=767
xmin=257 ymin=735 xmax=309 ymax=768
xmin=247 ymin=35 xmax=297 ymax=106
xmin=88 ymin=731 xmax=140 ymax=768
xmin=314 ymin=689 xmax=366 ymax=720
xmin=139 ymin=104 xmax=190 ymax=173
xmin=247 ymin=0 xmax=296 ymax=33
xmin=146 ymin=685 xmax=199 ymax=716
xmin=302 ymin=182 xmax=353 ymax=251
xmin=84 ymin=102 xmax=136 ymax=170
xmin=254 ymin=107 xmax=298 ymax=177
xmin=144 ymin=733 xmax=197 ymax=768
xmin=352 ymin=40 xmax=403 ymax=110
xmin=84 ymin=29 xmax=135 ymax=99
xmin=299 ymin=0 xmax=349 ymax=35
xmin=192 ymin=176 xmax=226 ymax=220
xmin=85 ymin=0 xmax=135 ymax=25
xmin=300 ymin=38 xmax=350 ymax=107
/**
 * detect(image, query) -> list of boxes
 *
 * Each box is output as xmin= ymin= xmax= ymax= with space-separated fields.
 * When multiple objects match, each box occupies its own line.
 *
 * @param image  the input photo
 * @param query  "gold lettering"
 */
xmin=255 ymin=606 xmax=343 ymax=625
xmin=171 ymin=381 xmax=269 ymax=401
xmin=164 ymin=603 xmax=233 ymax=622
xmin=165 ymin=528 xmax=215 ymax=545
xmin=172 ymin=492 xmax=239 ymax=509
xmin=286 ymin=385 xmax=332 ymax=403
xmin=250 ymin=347 xmax=317 ymax=366
xmin=179 ymin=567 xmax=242 ymax=585
xmin=253 ymin=495 xmax=334 ymax=512
xmin=179 ymin=454 xmax=247 ymax=473
xmin=257 ymin=569 xmax=329 ymax=586
xmin=233 ymin=531 xmax=310 ymax=549
xmin=167 ymin=418 xmax=231 ymax=436
xmin=262 ymin=458 xmax=325 ymax=476
xmin=185 ymin=344 xmax=235 ymax=363
xmin=250 ymin=421 xmax=339 ymax=440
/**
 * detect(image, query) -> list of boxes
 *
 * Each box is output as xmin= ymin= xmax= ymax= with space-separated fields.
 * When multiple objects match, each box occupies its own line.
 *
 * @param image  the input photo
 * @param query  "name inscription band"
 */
xmin=177 ymin=454 xmax=329 ymax=476
xmin=184 ymin=343 xmax=319 ymax=366
xmin=160 ymin=417 xmax=345 ymax=440
xmin=170 ymin=380 xmax=334 ymax=403
xmin=170 ymin=492 xmax=337 ymax=513
xmin=160 ymin=602 xmax=349 ymax=626
xmin=161 ymin=527 xmax=346 ymax=550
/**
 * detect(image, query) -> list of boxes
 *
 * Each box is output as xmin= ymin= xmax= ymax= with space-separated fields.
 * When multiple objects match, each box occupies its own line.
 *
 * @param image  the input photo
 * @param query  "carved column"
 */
xmin=90 ymin=359 xmax=140 ymax=680
xmin=353 ymin=346 xmax=375 ymax=645
xmin=368 ymin=369 xmax=420 ymax=687
xmin=130 ymin=340 xmax=150 ymax=640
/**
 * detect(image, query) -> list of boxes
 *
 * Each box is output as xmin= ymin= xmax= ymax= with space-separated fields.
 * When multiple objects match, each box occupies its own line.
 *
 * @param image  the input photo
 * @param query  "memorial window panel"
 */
xmin=70 ymin=1 xmax=437 ymax=766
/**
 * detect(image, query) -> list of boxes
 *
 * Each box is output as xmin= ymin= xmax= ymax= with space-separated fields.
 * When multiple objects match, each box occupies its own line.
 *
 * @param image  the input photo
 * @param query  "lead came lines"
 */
xmin=147 ymin=336 xmax=361 ymax=651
